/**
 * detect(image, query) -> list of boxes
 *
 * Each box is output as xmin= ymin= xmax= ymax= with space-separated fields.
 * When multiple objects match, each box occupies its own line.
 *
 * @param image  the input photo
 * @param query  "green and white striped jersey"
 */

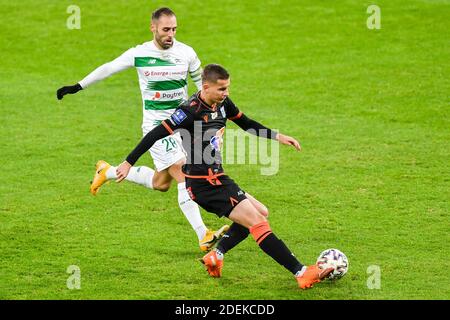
xmin=79 ymin=39 xmax=201 ymax=129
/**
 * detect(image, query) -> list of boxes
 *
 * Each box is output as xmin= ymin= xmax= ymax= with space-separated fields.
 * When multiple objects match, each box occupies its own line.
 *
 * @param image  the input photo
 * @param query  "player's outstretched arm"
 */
xmin=232 ymin=113 xmax=301 ymax=151
xmin=57 ymin=48 xmax=134 ymax=100
xmin=56 ymin=83 xmax=82 ymax=100
xmin=116 ymin=124 xmax=172 ymax=182
xmin=117 ymin=107 xmax=194 ymax=182
xmin=56 ymin=61 xmax=129 ymax=100
xmin=275 ymin=133 xmax=301 ymax=151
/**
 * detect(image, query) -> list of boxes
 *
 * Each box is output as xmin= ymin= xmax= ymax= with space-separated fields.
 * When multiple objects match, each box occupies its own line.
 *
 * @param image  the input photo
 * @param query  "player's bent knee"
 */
xmin=229 ymin=199 xmax=267 ymax=228
xmin=249 ymin=212 xmax=267 ymax=226
xmin=153 ymin=183 xmax=171 ymax=192
xmin=168 ymin=161 xmax=186 ymax=183
xmin=253 ymin=203 xmax=269 ymax=217
xmin=258 ymin=203 xmax=269 ymax=217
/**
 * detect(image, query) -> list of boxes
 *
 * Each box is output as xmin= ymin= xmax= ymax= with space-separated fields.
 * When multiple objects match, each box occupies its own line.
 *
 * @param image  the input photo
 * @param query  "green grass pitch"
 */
xmin=0 ymin=0 xmax=449 ymax=299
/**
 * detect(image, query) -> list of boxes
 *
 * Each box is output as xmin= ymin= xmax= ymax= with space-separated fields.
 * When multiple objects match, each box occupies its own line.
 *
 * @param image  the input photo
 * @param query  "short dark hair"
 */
xmin=201 ymin=64 xmax=230 ymax=83
xmin=151 ymin=7 xmax=176 ymax=21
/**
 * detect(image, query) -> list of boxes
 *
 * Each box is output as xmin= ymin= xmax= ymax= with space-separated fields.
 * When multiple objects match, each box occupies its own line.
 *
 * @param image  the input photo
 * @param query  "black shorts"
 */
xmin=185 ymin=175 xmax=247 ymax=217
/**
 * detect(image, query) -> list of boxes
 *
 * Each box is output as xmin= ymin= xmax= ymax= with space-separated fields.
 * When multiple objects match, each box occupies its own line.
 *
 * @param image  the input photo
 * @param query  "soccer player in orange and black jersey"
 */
xmin=116 ymin=64 xmax=333 ymax=289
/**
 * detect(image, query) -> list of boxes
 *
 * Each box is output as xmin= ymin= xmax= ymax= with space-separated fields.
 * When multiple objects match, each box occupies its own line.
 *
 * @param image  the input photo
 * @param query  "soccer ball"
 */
xmin=316 ymin=248 xmax=349 ymax=280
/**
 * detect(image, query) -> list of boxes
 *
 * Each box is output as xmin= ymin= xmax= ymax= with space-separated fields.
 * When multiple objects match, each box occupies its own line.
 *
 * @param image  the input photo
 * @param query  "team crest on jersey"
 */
xmin=210 ymin=127 xmax=225 ymax=152
xmin=171 ymin=109 xmax=187 ymax=125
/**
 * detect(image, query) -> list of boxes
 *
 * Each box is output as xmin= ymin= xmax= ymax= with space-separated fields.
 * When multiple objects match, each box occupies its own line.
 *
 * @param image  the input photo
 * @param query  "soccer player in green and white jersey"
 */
xmin=56 ymin=7 xmax=228 ymax=251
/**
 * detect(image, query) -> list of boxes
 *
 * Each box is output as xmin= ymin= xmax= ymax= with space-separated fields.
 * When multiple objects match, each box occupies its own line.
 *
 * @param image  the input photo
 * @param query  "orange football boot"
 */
xmin=90 ymin=160 xmax=111 ymax=195
xmin=296 ymin=265 xmax=334 ymax=289
xmin=200 ymin=249 xmax=223 ymax=278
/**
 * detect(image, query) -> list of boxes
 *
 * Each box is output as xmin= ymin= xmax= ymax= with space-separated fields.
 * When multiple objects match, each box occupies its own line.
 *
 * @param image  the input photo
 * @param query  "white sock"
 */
xmin=177 ymin=182 xmax=207 ymax=240
xmin=215 ymin=249 xmax=224 ymax=260
xmin=107 ymin=165 xmax=154 ymax=189
xmin=126 ymin=166 xmax=154 ymax=189
xmin=106 ymin=166 xmax=117 ymax=179
xmin=295 ymin=266 xmax=307 ymax=277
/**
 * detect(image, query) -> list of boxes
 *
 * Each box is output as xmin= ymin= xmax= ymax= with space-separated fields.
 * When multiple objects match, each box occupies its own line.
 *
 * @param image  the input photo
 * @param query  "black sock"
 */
xmin=258 ymin=233 xmax=304 ymax=275
xmin=216 ymin=223 xmax=249 ymax=254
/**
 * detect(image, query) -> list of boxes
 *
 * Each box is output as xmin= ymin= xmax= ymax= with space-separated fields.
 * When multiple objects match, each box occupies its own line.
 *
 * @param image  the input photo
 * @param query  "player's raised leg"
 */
xmin=213 ymin=194 xmax=267 ymax=256
xmin=245 ymin=193 xmax=269 ymax=217
xmin=203 ymin=199 xmax=333 ymax=289
xmin=91 ymin=158 xmax=228 ymax=252
xmin=90 ymin=160 xmax=155 ymax=195
xmin=90 ymin=132 xmax=184 ymax=194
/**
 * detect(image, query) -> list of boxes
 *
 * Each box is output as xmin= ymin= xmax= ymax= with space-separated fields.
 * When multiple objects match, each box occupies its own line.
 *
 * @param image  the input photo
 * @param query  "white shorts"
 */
xmin=142 ymin=126 xmax=186 ymax=172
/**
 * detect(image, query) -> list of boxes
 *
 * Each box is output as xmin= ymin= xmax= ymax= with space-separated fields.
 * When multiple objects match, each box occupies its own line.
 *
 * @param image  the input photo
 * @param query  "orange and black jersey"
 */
xmin=126 ymin=92 xmax=278 ymax=176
